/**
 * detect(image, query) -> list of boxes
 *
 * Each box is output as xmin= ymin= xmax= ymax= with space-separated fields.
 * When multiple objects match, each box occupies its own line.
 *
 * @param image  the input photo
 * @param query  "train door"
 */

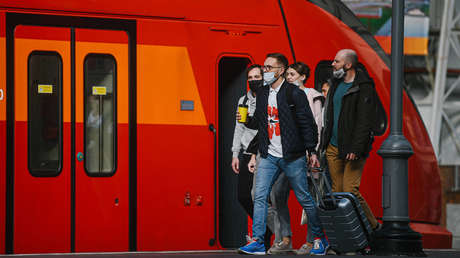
xmin=218 ymin=56 xmax=251 ymax=248
xmin=74 ymin=28 xmax=129 ymax=252
xmin=13 ymin=25 xmax=71 ymax=253
xmin=12 ymin=25 xmax=129 ymax=253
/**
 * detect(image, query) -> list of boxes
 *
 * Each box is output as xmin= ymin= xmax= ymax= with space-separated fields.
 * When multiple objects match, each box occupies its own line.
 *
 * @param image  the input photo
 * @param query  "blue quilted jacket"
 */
xmin=247 ymin=80 xmax=318 ymax=160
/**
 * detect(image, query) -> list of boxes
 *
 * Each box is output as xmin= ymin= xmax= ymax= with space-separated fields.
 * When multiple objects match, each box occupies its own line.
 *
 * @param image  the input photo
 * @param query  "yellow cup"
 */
xmin=238 ymin=105 xmax=248 ymax=123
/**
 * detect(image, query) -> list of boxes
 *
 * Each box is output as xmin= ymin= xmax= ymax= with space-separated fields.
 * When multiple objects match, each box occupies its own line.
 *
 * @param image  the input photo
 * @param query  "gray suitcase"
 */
xmin=310 ymin=169 xmax=373 ymax=254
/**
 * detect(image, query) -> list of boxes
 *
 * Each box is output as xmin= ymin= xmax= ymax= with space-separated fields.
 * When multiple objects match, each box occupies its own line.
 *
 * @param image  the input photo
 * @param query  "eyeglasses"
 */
xmin=262 ymin=65 xmax=282 ymax=71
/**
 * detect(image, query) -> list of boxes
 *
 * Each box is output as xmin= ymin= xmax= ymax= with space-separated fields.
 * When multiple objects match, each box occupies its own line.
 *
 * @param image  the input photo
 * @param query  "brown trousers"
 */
xmin=325 ymin=144 xmax=378 ymax=229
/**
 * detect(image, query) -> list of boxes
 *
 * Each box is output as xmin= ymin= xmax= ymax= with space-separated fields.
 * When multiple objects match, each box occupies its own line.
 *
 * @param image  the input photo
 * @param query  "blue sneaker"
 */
xmin=310 ymin=237 xmax=329 ymax=255
xmin=238 ymin=239 xmax=266 ymax=255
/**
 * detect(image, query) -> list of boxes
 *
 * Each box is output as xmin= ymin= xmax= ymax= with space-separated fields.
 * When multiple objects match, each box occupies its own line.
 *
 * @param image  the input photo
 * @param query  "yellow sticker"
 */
xmin=92 ymin=86 xmax=107 ymax=96
xmin=38 ymin=84 xmax=53 ymax=94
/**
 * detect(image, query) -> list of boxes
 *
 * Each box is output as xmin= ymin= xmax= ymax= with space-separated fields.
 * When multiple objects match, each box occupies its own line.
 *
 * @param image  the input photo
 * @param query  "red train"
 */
xmin=0 ymin=0 xmax=451 ymax=254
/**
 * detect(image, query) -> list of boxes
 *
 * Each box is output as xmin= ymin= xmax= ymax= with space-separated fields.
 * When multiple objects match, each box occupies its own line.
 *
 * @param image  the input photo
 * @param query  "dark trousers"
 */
xmin=238 ymin=153 xmax=272 ymax=249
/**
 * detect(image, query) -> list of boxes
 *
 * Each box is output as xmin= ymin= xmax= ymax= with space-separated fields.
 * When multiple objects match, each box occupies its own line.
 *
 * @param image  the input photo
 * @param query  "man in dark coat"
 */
xmin=322 ymin=49 xmax=380 ymax=231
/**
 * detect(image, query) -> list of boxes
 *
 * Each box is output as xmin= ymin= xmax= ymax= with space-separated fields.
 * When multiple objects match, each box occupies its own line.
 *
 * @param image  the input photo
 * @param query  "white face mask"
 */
xmin=263 ymin=72 xmax=277 ymax=85
xmin=333 ymin=68 xmax=346 ymax=79
xmin=293 ymin=80 xmax=302 ymax=87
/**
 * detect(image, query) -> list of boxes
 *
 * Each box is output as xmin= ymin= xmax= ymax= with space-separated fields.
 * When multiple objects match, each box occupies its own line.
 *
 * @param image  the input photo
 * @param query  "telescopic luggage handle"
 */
xmin=309 ymin=166 xmax=337 ymax=208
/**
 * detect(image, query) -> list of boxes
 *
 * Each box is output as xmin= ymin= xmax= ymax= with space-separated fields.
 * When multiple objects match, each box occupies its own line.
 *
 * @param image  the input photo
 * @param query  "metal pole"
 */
xmin=373 ymin=0 xmax=424 ymax=256
xmin=430 ymin=0 xmax=455 ymax=158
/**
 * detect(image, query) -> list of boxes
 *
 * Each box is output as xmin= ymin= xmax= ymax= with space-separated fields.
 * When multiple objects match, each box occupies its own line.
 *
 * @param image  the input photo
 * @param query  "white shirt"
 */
xmin=267 ymin=81 xmax=284 ymax=158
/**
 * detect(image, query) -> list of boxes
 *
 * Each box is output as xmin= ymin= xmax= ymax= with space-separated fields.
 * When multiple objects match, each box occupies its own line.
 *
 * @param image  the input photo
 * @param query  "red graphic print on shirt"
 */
xmin=268 ymin=105 xmax=280 ymax=140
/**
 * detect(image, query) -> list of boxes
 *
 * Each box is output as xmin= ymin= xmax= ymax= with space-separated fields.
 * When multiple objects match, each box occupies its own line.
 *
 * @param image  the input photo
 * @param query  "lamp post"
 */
xmin=373 ymin=0 xmax=425 ymax=256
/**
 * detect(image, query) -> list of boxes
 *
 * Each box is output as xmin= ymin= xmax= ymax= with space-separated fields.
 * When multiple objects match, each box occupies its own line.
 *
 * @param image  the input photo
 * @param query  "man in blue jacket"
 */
xmin=238 ymin=53 xmax=328 ymax=255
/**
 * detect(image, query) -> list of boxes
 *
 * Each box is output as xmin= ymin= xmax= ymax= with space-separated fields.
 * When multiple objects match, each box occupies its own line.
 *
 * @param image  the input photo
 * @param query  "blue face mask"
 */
xmin=263 ymin=72 xmax=277 ymax=85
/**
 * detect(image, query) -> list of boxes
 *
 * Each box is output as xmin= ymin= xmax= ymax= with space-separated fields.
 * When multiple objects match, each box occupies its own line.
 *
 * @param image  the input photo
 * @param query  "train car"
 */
xmin=0 ymin=0 xmax=451 ymax=254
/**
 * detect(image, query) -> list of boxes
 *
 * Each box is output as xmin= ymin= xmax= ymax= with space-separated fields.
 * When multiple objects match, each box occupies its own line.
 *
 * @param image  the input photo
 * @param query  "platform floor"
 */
xmin=0 ymin=249 xmax=459 ymax=258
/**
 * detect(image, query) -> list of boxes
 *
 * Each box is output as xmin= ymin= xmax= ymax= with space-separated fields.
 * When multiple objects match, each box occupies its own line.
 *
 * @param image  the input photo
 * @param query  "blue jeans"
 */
xmin=272 ymin=175 xmax=318 ymax=244
xmin=252 ymin=154 xmax=324 ymax=243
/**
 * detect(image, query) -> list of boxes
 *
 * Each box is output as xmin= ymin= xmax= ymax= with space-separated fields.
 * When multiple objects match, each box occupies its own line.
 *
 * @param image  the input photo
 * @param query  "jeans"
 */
xmin=271 ymin=171 xmax=319 ymax=244
xmin=252 ymin=154 xmax=324 ymax=243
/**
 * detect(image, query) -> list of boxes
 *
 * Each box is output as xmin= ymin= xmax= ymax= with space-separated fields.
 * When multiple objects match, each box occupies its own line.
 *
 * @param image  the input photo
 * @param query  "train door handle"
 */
xmin=76 ymin=152 xmax=84 ymax=162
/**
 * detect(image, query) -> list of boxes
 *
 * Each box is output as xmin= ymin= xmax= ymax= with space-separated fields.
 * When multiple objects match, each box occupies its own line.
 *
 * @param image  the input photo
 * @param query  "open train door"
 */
xmin=74 ymin=28 xmax=129 ymax=252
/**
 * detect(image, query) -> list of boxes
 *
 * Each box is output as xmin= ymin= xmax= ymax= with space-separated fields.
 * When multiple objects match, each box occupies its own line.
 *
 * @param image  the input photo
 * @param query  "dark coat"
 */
xmin=246 ymin=80 xmax=318 ymax=160
xmin=321 ymin=68 xmax=376 ymax=159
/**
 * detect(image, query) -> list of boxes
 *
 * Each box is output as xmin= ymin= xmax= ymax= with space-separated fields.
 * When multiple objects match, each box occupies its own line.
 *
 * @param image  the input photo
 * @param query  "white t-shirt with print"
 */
xmin=267 ymin=82 xmax=283 ymax=158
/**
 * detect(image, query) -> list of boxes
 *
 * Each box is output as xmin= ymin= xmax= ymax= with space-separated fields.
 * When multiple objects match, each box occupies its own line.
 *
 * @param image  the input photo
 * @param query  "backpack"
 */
xmin=368 ymin=80 xmax=387 ymax=136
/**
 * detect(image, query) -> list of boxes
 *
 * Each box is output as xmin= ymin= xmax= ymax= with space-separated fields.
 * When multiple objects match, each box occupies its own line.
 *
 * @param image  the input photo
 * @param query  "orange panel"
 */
xmin=375 ymin=36 xmax=428 ymax=56
xmin=14 ymin=38 xmax=71 ymax=122
xmin=75 ymin=41 xmax=129 ymax=124
xmin=137 ymin=44 xmax=207 ymax=125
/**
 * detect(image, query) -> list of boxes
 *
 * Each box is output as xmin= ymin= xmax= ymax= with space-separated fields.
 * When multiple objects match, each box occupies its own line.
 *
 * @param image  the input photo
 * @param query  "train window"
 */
xmin=28 ymin=51 xmax=63 ymax=176
xmin=84 ymin=54 xmax=117 ymax=176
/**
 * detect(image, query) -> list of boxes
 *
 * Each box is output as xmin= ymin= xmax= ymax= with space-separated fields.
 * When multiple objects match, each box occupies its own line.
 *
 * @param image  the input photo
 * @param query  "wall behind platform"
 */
xmin=447 ymin=204 xmax=460 ymax=248
xmin=441 ymin=166 xmax=460 ymax=248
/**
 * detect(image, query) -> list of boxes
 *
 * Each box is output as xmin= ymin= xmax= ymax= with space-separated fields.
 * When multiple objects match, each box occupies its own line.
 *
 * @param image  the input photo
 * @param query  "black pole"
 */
xmin=373 ymin=0 xmax=425 ymax=256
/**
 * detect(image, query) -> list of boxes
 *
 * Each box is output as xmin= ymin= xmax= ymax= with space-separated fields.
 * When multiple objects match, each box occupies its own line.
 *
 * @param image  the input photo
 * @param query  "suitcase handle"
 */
xmin=309 ymin=166 xmax=337 ymax=208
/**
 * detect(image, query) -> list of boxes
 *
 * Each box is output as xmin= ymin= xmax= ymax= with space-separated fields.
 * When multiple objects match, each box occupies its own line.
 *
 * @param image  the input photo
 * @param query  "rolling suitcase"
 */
xmin=309 ymin=168 xmax=373 ymax=254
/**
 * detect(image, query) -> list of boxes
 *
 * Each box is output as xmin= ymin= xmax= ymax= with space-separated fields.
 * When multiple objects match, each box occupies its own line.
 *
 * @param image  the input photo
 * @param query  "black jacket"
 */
xmin=246 ymin=80 xmax=318 ymax=160
xmin=321 ymin=68 xmax=376 ymax=159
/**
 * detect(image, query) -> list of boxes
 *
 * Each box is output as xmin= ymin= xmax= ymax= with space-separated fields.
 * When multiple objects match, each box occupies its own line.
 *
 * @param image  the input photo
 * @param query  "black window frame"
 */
xmin=27 ymin=50 xmax=64 ymax=177
xmin=83 ymin=53 xmax=118 ymax=177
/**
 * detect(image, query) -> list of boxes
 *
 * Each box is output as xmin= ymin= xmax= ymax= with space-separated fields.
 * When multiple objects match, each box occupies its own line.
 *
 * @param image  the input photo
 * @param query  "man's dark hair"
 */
xmin=266 ymin=53 xmax=288 ymax=70
xmin=288 ymin=62 xmax=310 ymax=84
xmin=246 ymin=64 xmax=263 ymax=77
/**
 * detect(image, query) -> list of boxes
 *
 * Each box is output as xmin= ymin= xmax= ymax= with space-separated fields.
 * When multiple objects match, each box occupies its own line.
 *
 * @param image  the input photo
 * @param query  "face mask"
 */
xmin=293 ymin=80 xmax=302 ymax=87
xmin=248 ymin=79 xmax=263 ymax=93
xmin=333 ymin=65 xmax=350 ymax=79
xmin=263 ymin=72 xmax=277 ymax=85
xmin=333 ymin=68 xmax=345 ymax=79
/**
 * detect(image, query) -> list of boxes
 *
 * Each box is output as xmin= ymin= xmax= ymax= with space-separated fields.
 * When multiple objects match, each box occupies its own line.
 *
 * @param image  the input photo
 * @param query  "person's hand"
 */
xmin=346 ymin=153 xmax=357 ymax=161
xmin=236 ymin=111 xmax=241 ymax=121
xmin=248 ymin=155 xmax=257 ymax=173
xmin=309 ymin=154 xmax=320 ymax=168
xmin=231 ymin=157 xmax=239 ymax=174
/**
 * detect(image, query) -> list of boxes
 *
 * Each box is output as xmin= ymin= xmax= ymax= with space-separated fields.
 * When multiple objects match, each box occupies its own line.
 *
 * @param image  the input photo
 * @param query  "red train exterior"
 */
xmin=0 ymin=0 xmax=452 ymax=254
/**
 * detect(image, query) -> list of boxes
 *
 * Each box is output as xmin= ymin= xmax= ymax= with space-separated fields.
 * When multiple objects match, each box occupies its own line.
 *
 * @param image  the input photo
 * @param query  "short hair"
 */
xmin=266 ymin=53 xmax=288 ymax=70
xmin=341 ymin=49 xmax=358 ymax=68
xmin=288 ymin=62 xmax=310 ymax=84
xmin=246 ymin=64 xmax=263 ymax=77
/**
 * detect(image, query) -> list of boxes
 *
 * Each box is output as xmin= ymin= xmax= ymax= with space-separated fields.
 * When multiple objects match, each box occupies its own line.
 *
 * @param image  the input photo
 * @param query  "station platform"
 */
xmin=0 ymin=250 xmax=459 ymax=258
